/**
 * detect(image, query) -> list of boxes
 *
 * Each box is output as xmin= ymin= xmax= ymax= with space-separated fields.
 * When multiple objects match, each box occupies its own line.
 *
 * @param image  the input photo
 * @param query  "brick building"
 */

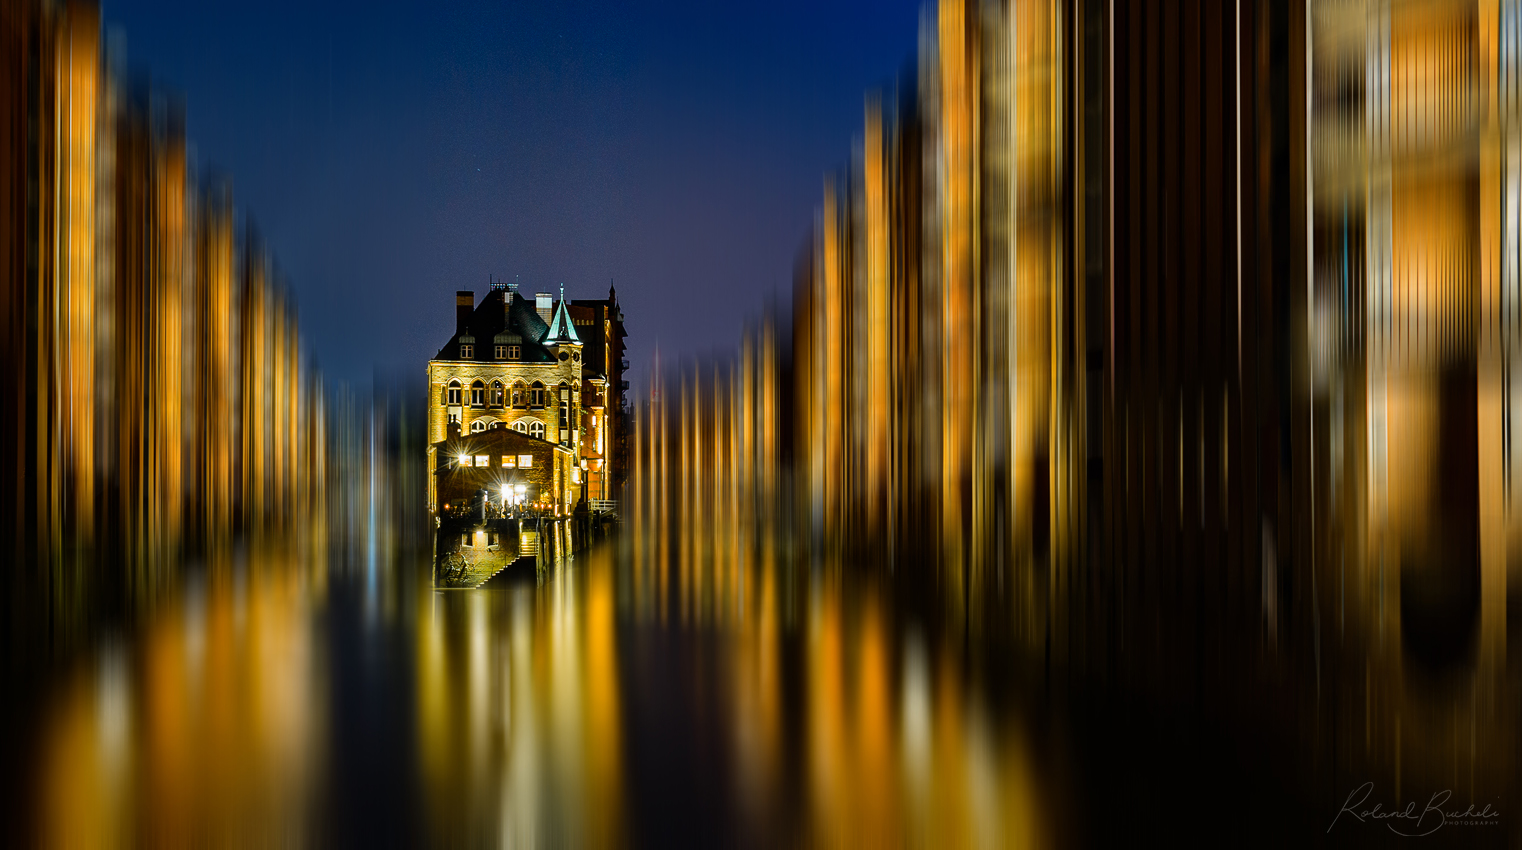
xmin=426 ymin=281 xmax=628 ymax=514
xmin=432 ymin=422 xmax=579 ymax=515
xmin=569 ymin=285 xmax=630 ymax=501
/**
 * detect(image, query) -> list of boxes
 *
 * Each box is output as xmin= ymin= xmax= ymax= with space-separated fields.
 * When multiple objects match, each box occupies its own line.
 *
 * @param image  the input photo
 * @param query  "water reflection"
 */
xmin=32 ymin=546 xmax=324 ymax=847
xmin=13 ymin=498 xmax=1522 ymax=846
xmin=13 ymin=517 xmax=1081 ymax=846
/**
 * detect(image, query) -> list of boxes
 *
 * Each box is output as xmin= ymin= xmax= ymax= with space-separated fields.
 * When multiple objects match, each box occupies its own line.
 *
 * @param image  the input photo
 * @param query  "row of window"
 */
xmin=457 ymin=343 xmax=580 ymax=363
xmin=448 ymin=416 xmax=551 ymax=440
xmin=457 ymin=453 xmax=535 ymax=468
xmin=446 ymin=379 xmax=572 ymax=409
xmin=458 ymin=343 xmax=524 ymax=360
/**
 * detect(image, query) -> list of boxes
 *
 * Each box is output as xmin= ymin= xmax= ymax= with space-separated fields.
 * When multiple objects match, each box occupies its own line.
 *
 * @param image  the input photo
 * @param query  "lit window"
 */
xmin=501 ymin=455 xmax=514 ymax=468
xmin=530 ymin=421 xmax=545 ymax=440
xmin=471 ymin=381 xmax=485 ymax=406
xmin=519 ymin=454 xmax=533 ymax=468
xmin=447 ymin=382 xmax=461 ymax=405
xmin=459 ymin=455 xmax=473 ymax=467
xmin=475 ymin=455 xmax=489 ymax=467
xmin=460 ymin=344 xmax=474 ymax=359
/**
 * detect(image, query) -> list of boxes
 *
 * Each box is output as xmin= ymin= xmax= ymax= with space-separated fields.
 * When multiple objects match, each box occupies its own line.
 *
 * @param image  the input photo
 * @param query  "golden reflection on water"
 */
xmin=28 ymin=525 xmax=1057 ymax=847
xmin=417 ymin=525 xmax=626 ymax=847
xmin=37 ymin=547 xmax=323 ymax=847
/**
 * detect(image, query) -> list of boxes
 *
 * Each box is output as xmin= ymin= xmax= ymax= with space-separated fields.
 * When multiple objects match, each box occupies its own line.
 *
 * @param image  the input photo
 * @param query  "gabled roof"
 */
xmin=434 ymin=287 xmax=563 ymax=363
xmin=545 ymin=285 xmax=581 ymax=345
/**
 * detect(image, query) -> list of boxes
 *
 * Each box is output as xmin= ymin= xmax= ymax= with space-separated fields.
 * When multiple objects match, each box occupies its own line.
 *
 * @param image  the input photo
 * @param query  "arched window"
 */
xmin=530 ymin=381 xmax=546 ymax=407
xmin=558 ymin=383 xmax=572 ymax=443
xmin=529 ymin=420 xmax=546 ymax=440
xmin=512 ymin=382 xmax=526 ymax=408
xmin=471 ymin=380 xmax=485 ymax=406
xmin=447 ymin=380 xmax=461 ymax=405
xmin=471 ymin=420 xmax=486 ymax=433
xmin=491 ymin=381 xmax=504 ymax=406
xmin=512 ymin=421 xmax=527 ymax=433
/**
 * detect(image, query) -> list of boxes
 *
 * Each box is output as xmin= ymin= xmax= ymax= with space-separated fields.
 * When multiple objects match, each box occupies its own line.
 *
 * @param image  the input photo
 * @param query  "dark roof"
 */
xmin=435 ymin=288 xmax=564 ymax=363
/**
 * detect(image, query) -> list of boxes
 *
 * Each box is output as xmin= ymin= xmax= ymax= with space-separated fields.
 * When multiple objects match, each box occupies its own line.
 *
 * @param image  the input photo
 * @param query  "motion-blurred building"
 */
xmin=426 ymin=282 xmax=629 ymax=515
xmin=633 ymin=0 xmax=1522 ymax=801
xmin=0 ymin=0 xmax=322 ymax=583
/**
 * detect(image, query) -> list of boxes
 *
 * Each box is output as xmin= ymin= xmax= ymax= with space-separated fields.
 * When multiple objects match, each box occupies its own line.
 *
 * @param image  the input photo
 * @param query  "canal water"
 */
xmin=2 ymin=520 xmax=1514 ymax=847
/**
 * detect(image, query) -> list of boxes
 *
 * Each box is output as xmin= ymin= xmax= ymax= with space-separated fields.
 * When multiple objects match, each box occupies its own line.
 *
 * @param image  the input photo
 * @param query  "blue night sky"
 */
xmin=102 ymin=0 xmax=926 ymax=394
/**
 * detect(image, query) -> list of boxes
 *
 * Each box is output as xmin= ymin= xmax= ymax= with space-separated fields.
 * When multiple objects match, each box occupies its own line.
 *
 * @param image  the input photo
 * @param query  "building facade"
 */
xmin=569 ymin=285 xmax=630 ymax=502
xmin=426 ymin=282 xmax=628 ymax=514
xmin=1 ymin=0 xmax=322 ymax=566
xmin=432 ymin=422 xmax=579 ymax=516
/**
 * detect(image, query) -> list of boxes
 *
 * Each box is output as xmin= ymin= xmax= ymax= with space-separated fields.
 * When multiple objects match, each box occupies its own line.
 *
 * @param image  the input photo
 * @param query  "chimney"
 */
xmin=536 ymin=292 xmax=553 ymax=324
xmin=456 ymin=290 xmax=474 ymax=331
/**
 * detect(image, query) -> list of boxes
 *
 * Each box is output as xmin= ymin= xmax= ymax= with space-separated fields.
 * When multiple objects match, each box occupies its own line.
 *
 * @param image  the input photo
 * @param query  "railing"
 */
xmin=589 ymin=499 xmax=618 ymax=514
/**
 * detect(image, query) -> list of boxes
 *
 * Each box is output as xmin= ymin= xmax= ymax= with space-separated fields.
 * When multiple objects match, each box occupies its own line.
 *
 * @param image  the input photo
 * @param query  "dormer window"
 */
xmin=508 ymin=345 xmax=521 ymax=359
xmin=494 ymin=345 xmax=507 ymax=359
xmin=460 ymin=344 xmax=474 ymax=359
